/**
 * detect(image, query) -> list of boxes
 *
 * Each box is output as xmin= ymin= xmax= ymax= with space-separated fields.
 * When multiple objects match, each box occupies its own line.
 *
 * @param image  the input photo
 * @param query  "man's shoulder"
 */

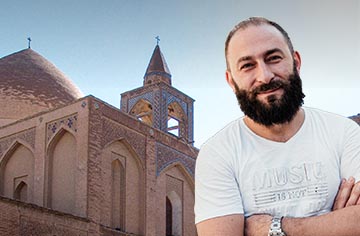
xmin=304 ymin=107 xmax=360 ymax=136
xmin=304 ymin=106 xmax=353 ymax=124
xmin=201 ymin=117 xmax=243 ymax=148
xmin=196 ymin=118 xmax=244 ymax=177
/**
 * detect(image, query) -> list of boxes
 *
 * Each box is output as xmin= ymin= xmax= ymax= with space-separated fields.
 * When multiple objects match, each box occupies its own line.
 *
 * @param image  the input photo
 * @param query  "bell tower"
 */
xmin=121 ymin=45 xmax=194 ymax=145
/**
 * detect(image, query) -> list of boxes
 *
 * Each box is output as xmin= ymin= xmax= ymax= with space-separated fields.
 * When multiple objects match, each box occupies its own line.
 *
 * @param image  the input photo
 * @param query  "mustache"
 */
xmin=251 ymin=80 xmax=287 ymax=96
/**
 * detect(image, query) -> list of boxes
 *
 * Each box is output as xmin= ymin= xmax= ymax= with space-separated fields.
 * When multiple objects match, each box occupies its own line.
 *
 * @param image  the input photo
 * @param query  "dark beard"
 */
xmin=234 ymin=69 xmax=305 ymax=126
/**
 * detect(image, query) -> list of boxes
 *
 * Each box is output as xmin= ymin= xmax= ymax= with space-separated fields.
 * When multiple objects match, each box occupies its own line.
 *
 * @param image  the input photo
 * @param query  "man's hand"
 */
xmin=244 ymin=214 xmax=271 ymax=236
xmin=333 ymin=177 xmax=360 ymax=210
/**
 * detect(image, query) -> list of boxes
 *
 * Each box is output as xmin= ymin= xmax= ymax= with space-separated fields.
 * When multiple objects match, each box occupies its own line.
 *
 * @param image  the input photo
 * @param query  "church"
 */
xmin=0 ymin=45 xmax=198 ymax=236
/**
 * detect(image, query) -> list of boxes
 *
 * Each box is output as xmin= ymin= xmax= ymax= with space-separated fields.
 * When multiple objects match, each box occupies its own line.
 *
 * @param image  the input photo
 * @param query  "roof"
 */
xmin=350 ymin=114 xmax=360 ymax=125
xmin=0 ymin=49 xmax=82 ymax=124
xmin=143 ymin=45 xmax=172 ymax=85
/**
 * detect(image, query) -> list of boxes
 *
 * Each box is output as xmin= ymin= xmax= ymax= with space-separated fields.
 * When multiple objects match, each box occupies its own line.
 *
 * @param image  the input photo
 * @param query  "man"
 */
xmin=195 ymin=17 xmax=360 ymax=236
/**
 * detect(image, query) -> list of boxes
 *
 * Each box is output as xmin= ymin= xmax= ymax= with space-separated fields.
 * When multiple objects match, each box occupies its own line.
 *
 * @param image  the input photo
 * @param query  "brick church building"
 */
xmin=0 ymin=45 xmax=198 ymax=236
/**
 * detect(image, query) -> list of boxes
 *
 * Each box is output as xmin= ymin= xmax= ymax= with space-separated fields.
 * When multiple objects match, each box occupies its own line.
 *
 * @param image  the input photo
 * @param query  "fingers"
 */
xmin=346 ymin=180 xmax=360 ymax=207
xmin=333 ymin=177 xmax=355 ymax=210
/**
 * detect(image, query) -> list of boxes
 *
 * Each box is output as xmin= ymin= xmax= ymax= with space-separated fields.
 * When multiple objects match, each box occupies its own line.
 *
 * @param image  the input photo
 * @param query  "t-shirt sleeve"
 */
xmin=194 ymin=142 xmax=243 ymax=224
xmin=340 ymin=120 xmax=360 ymax=181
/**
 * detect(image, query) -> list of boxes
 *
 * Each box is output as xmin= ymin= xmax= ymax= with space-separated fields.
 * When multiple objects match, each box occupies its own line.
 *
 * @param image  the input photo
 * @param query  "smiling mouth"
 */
xmin=252 ymin=80 xmax=286 ymax=98
xmin=258 ymin=87 xmax=281 ymax=94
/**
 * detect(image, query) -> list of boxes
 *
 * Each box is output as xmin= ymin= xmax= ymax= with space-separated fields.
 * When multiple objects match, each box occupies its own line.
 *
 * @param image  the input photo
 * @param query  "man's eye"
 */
xmin=240 ymin=63 xmax=254 ymax=70
xmin=267 ymin=55 xmax=282 ymax=62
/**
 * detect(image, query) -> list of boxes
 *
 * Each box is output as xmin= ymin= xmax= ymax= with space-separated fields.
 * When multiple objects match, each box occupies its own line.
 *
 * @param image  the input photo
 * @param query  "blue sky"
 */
xmin=1 ymin=0 xmax=359 ymax=146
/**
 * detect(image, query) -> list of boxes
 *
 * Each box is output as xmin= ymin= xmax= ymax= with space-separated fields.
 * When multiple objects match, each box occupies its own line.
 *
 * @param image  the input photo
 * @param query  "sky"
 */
xmin=1 ymin=0 xmax=359 ymax=147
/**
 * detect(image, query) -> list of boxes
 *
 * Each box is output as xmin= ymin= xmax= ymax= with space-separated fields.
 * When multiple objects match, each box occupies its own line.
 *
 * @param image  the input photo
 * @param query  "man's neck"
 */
xmin=243 ymin=108 xmax=305 ymax=142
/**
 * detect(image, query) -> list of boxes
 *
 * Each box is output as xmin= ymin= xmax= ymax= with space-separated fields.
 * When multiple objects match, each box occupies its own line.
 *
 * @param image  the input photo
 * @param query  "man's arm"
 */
xmin=283 ymin=206 xmax=360 ymax=236
xmin=245 ymin=207 xmax=360 ymax=236
xmin=197 ymin=214 xmax=244 ymax=236
xmin=245 ymin=179 xmax=360 ymax=236
xmin=195 ymin=140 xmax=245 ymax=235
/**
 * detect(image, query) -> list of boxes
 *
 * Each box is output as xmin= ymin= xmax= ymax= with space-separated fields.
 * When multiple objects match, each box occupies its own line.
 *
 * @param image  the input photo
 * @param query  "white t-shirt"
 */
xmin=195 ymin=107 xmax=360 ymax=224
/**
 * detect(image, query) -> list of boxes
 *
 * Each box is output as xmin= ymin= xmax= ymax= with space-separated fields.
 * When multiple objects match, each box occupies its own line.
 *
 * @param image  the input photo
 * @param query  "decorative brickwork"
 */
xmin=46 ymin=114 xmax=78 ymax=142
xmin=163 ymin=91 xmax=187 ymax=114
xmin=0 ymin=128 xmax=35 ymax=159
xmin=187 ymin=102 xmax=194 ymax=142
xmin=156 ymin=142 xmax=195 ymax=177
xmin=153 ymin=89 xmax=162 ymax=130
xmin=102 ymin=117 xmax=146 ymax=161
xmin=166 ymin=175 xmax=183 ymax=200
xmin=128 ymin=93 xmax=154 ymax=111
xmin=159 ymin=91 xmax=168 ymax=131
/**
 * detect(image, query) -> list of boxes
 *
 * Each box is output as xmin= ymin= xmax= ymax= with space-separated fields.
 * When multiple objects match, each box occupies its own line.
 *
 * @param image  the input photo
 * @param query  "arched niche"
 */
xmin=101 ymin=139 xmax=144 ymax=235
xmin=111 ymin=159 xmax=126 ymax=230
xmin=14 ymin=181 xmax=28 ymax=201
xmin=0 ymin=141 xmax=34 ymax=203
xmin=46 ymin=129 xmax=76 ymax=214
xmin=158 ymin=163 xmax=196 ymax=236
xmin=166 ymin=191 xmax=182 ymax=236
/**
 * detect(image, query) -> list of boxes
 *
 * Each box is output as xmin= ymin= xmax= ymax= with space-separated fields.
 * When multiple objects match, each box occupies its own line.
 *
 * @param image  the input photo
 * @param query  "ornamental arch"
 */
xmin=158 ymin=162 xmax=195 ymax=236
xmin=45 ymin=128 xmax=77 ymax=215
xmin=0 ymin=141 xmax=34 ymax=203
xmin=100 ymin=139 xmax=145 ymax=235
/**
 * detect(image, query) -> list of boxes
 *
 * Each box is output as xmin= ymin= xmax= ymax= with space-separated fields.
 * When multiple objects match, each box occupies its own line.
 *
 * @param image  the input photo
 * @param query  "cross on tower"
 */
xmin=27 ymin=37 xmax=32 ymax=49
xmin=155 ymin=36 xmax=160 ymax=46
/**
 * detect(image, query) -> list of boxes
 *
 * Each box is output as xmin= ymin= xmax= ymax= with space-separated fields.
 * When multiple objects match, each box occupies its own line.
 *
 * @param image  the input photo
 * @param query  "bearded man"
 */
xmin=195 ymin=17 xmax=360 ymax=236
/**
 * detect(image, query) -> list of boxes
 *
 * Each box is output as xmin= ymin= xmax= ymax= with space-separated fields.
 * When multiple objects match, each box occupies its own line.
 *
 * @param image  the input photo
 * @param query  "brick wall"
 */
xmin=0 ymin=96 xmax=198 ymax=236
xmin=0 ymin=196 xmax=89 ymax=236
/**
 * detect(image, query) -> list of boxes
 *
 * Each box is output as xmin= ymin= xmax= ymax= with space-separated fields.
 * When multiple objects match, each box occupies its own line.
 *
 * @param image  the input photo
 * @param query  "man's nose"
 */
xmin=256 ymin=62 xmax=274 ymax=84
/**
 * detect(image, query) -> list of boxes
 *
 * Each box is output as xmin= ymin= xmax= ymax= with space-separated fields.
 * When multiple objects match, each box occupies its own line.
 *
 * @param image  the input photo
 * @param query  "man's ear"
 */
xmin=226 ymin=70 xmax=236 ymax=93
xmin=293 ymin=51 xmax=301 ymax=74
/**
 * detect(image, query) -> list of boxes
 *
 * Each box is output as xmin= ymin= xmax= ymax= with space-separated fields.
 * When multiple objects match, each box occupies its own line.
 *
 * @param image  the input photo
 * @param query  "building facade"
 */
xmin=0 ymin=46 xmax=197 ymax=236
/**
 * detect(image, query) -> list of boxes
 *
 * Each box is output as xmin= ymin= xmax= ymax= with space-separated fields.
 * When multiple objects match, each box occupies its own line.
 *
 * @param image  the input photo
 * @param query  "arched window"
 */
xmin=167 ymin=102 xmax=186 ymax=139
xmin=167 ymin=117 xmax=179 ymax=136
xmin=166 ymin=191 xmax=182 ymax=236
xmin=166 ymin=196 xmax=173 ymax=236
xmin=111 ymin=159 xmax=125 ymax=230
xmin=14 ymin=181 xmax=28 ymax=202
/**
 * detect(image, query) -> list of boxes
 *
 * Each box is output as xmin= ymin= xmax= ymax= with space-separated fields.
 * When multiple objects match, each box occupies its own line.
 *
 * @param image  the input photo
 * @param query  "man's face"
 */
xmin=225 ymin=24 xmax=304 ymax=125
xmin=234 ymin=67 xmax=304 ymax=126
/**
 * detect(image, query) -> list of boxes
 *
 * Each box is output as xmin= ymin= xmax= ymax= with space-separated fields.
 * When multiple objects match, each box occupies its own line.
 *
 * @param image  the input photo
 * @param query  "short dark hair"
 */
xmin=225 ymin=17 xmax=294 ymax=71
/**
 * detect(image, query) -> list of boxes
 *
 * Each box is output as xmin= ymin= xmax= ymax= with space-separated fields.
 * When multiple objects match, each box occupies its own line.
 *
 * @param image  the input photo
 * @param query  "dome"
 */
xmin=0 ymin=49 xmax=83 ymax=126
